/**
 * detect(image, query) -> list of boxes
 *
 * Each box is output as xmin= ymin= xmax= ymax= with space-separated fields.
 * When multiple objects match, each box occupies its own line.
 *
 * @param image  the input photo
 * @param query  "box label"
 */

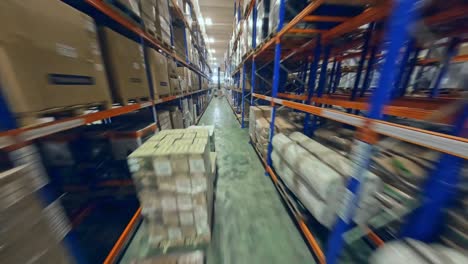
xmin=48 ymin=74 xmax=95 ymax=85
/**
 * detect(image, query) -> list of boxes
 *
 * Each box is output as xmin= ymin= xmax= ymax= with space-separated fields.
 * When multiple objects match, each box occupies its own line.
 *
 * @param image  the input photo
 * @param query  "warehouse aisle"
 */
xmin=200 ymin=96 xmax=314 ymax=264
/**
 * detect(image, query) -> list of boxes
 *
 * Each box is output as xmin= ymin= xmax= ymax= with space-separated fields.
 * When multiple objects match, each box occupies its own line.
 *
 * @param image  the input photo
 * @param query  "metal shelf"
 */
xmin=0 ymin=89 xmax=212 ymax=149
xmin=226 ymin=0 xmax=468 ymax=263
xmin=68 ymin=0 xmax=210 ymax=79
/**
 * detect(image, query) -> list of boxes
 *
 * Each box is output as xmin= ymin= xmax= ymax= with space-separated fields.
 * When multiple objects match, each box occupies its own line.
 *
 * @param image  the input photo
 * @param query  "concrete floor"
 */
xmin=121 ymin=96 xmax=314 ymax=263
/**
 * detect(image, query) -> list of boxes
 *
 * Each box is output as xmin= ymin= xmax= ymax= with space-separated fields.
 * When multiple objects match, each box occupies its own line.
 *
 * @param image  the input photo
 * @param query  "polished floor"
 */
xmin=122 ymin=96 xmax=314 ymax=263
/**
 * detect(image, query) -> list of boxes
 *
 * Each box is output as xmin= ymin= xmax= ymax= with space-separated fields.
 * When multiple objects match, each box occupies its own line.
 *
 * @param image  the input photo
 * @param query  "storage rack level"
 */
xmin=0 ymin=0 xmax=213 ymax=263
xmin=226 ymin=0 xmax=468 ymax=263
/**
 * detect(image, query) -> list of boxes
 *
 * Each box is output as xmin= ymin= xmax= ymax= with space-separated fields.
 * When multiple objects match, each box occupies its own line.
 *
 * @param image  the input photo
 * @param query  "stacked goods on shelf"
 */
xmin=172 ymin=24 xmax=187 ymax=59
xmin=157 ymin=110 xmax=173 ymax=130
xmin=249 ymin=106 xmax=272 ymax=141
xmin=141 ymin=0 xmax=158 ymax=37
xmin=155 ymin=0 xmax=172 ymax=46
xmin=99 ymin=27 xmax=150 ymax=104
xmin=441 ymin=166 xmax=467 ymax=251
xmin=182 ymin=99 xmax=193 ymax=127
xmin=370 ymin=239 xmax=468 ymax=263
xmin=147 ymin=49 xmax=172 ymax=97
xmin=256 ymin=0 xmax=270 ymax=45
xmin=169 ymin=106 xmax=184 ymax=129
xmin=109 ymin=123 xmax=157 ymax=160
xmin=167 ymin=59 xmax=182 ymax=95
xmin=314 ymin=126 xmax=355 ymax=153
xmin=271 ymin=132 xmax=383 ymax=228
xmin=127 ymin=129 xmax=215 ymax=248
xmin=1 ymin=164 xmax=74 ymax=263
xmin=0 ymin=0 xmax=112 ymax=126
xmin=112 ymin=0 xmax=140 ymax=18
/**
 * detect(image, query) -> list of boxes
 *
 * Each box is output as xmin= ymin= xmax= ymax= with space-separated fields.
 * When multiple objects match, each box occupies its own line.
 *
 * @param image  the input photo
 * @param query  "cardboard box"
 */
xmin=0 ymin=0 xmax=112 ymax=118
xmin=147 ymin=49 xmax=171 ymax=97
xmin=99 ymin=27 xmax=150 ymax=104
xmin=170 ymin=78 xmax=181 ymax=95
xmin=170 ymin=107 xmax=184 ymax=129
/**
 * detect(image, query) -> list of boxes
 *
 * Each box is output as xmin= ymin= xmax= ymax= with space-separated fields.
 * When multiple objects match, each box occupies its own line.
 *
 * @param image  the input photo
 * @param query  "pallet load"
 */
xmin=99 ymin=27 xmax=150 ymax=105
xmin=147 ymin=49 xmax=171 ymax=97
xmin=157 ymin=110 xmax=173 ymax=130
xmin=271 ymin=132 xmax=383 ymax=228
xmin=1 ymin=164 xmax=74 ymax=263
xmin=127 ymin=129 xmax=215 ymax=248
xmin=249 ymin=106 xmax=272 ymax=141
xmin=0 ymin=0 xmax=112 ymax=126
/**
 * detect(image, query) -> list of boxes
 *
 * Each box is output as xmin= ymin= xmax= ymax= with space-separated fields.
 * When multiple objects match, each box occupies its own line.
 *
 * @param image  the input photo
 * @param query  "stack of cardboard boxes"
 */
xmin=0 ymin=0 xmax=112 ymax=125
xmin=127 ymin=129 xmax=215 ymax=248
xmin=99 ymin=27 xmax=150 ymax=104
xmin=1 ymin=163 xmax=73 ymax=263
xmin=147 ymin=49 xmax=171 ymax=98
xmin=158 ymin=110 xmax=173 ymax=130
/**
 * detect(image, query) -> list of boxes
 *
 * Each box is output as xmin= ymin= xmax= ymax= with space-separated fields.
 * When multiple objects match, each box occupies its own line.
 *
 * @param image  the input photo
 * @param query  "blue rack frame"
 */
xmin=227 ymin=0 xmax=468 ymax=263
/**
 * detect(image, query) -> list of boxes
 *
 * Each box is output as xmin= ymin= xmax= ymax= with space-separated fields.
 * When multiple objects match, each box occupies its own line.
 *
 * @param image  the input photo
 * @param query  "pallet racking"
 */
xmin=0 ymin=1 xmax=213 ymax=263
xmin=225 ymin=0 xmax=467 ymax=263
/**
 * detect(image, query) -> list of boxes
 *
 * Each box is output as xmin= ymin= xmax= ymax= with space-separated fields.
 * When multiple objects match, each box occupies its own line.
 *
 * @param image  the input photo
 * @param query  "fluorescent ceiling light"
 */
xmin=209 ymin=49 xmax=215 ymax=53
xmin=205 ymin=18 xmax=213 ymax=26
xmin=207 ymin=37 xmax=215 ymax=43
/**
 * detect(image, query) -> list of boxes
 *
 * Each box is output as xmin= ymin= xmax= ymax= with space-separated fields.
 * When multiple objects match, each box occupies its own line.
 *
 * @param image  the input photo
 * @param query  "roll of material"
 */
xmin=272 ymin=132 xmax=384 ymax=227
xmin=272 ymin=133 xmax=344 ymax=200
xmin=288 ymin=132 xmax=383 ymax=224
xmin=370 ymin=239 xmax=468 ymax=264
xmin=271 ymin=150 xmax=337 ymax=228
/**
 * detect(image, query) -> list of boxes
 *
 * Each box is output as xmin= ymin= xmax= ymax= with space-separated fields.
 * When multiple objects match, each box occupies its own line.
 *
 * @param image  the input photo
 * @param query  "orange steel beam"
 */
xmin=278 ymin=0 xmax=326 ymax=38
xmin=277 ymin=93 xmax=455 ymax=122
xmin=298 ymin=220 xmax=326 ymax=264
xmin=288 ymin=28 xmax=326 ymax=34
xmin=366 ymin=227 xmax=385 ymax=247
xmin=302 ymin=15 xmax=349 ymax=22
xmin=103 ymin=207 xmax=142 ymax=264
xmin=418 ymin=54 xmax=468 ymax=65
xmin=253 ymin=93 xmax=468 ymax=158
xmin=322 ymin=3 xmax=392 ymax=42
xmin=425 ymin=5 xmax=468 ymax=25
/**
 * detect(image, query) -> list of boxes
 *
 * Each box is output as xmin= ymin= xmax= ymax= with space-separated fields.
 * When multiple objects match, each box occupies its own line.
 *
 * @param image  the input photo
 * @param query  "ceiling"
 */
xmin=198 ymin=0 xmax=234 ymax=71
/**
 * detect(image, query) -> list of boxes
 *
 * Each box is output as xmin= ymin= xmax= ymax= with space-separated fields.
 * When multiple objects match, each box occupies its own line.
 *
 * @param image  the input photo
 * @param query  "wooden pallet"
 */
xmin=16 ymin=101 xmax=111 ymax=127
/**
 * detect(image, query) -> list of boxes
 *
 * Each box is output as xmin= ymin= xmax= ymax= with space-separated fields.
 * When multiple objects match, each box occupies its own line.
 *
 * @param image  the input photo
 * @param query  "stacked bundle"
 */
xmin=169 ymin=106 xmax=184 ymax=129
xmin=157 ymin=110 xmax=173 ymax=130
xmin=271 ymin=132 xmax=382 ymax=228
xmin=1 ymin=164 xmax=73 ymax=263
xmin=128 ymin=129 xmax=214 ymax=248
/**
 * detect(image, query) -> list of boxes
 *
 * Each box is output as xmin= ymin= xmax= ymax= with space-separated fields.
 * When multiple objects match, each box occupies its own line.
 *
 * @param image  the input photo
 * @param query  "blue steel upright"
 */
xmin=250 ymin=1 xmax=257 ymax=106
xmin=266 ymin=0 xmax=286 ymax=167
xmin=326 ymin=1 xmax=417 ymax=263
xmin=303 ymin=36 xmax=321 ymax=136
xmin=241 ymin=64 xmax=246 ymax=128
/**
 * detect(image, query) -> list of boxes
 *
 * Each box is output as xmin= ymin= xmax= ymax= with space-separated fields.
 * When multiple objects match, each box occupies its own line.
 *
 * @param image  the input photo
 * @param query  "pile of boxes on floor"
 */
xmin=1 ymin=145 xmax=74 ymax=263
xmin=248 ymin=105 xmax=304 ymax=157
xmin=0 ymin=0 xmax=206 ymax=127
xmin=128 ymin=127 xmax=216 ymax=249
